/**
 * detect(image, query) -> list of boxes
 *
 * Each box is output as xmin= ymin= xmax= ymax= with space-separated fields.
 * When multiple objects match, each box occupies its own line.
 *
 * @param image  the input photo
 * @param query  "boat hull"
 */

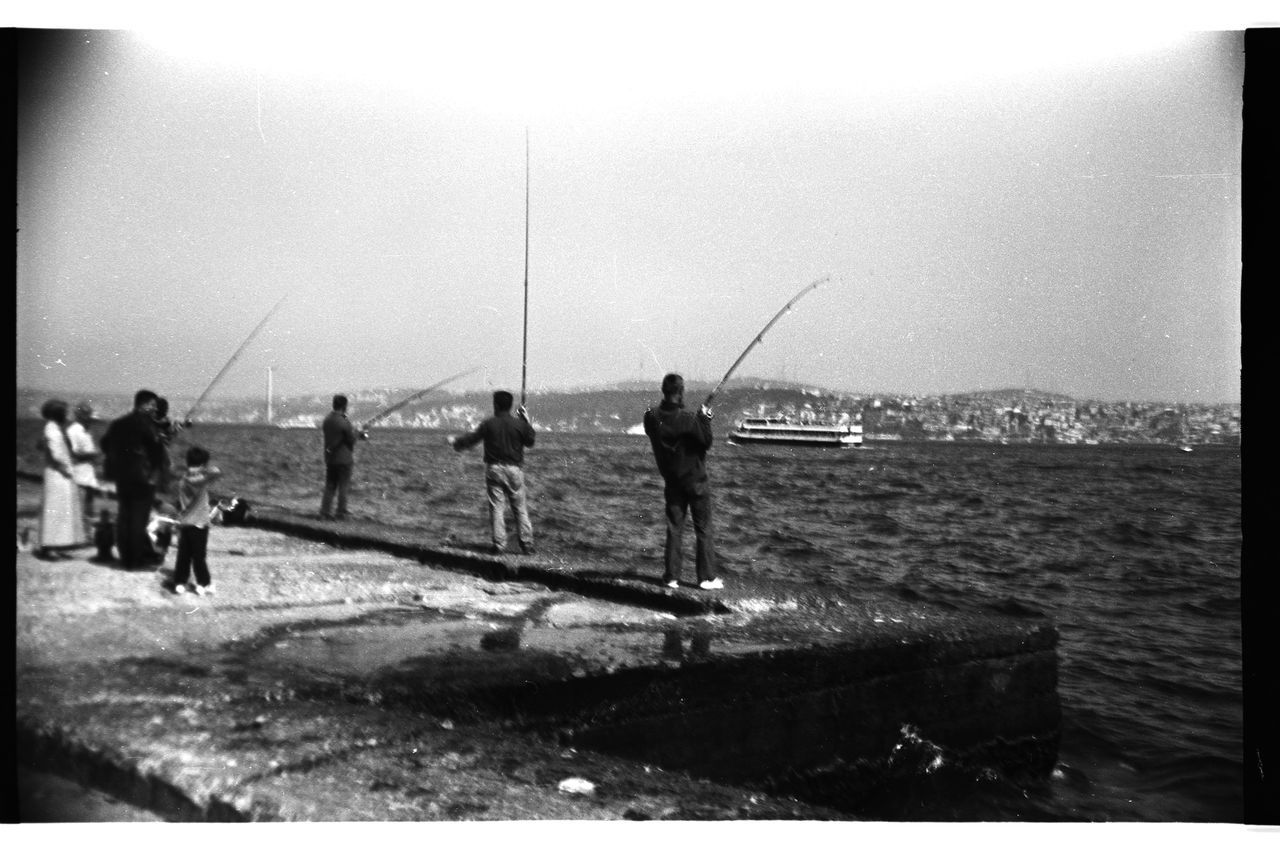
xmin=729 ymin=433 xmax=860 ymax=448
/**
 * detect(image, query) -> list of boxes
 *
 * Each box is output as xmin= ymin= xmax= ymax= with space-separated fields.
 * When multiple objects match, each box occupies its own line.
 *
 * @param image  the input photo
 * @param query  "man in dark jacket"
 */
xmin=100 ymin=389 xmax=167 ymax=568
xmin=643 ymin=373 xmax=722 ymax=590
xmin=320 ymin=394 xmax=367 ymax=519
xmin=450 ymin=390 xmax=536 ymax=554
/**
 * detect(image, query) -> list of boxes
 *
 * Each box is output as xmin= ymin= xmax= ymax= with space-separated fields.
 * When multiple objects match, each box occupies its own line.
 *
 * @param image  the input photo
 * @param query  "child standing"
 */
xmin=172 ymin=446 xmax=223 ymax=596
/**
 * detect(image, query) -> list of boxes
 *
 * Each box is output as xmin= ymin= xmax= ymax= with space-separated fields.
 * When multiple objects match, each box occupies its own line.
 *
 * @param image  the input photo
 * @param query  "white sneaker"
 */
xmin=666 ymin=580 xmax=679 ymax=589
xmin=698 ymin=578 xmax=724 ymax=590
xmin=196 ymin=583 xmax=215 ymax=596
xmin=173 ymin=584 xmax=187 ymax=595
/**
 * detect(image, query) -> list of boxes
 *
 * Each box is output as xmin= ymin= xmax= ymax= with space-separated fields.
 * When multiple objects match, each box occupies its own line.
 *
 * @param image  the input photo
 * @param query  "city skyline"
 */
xmin=15 ymin=11 xmax=1247 ymax=406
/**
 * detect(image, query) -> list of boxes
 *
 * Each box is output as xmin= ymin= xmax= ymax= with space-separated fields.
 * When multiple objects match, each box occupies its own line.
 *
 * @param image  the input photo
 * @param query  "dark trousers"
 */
xmin=174 ymin=525 xmax=211 ymax=588
xmin=320 ymin=463 xmax=352 ymax=517
xmin=115 ymin=483 xmax=156 ymax=568
xmin=663 ymin=483 xmax=716 ymax=584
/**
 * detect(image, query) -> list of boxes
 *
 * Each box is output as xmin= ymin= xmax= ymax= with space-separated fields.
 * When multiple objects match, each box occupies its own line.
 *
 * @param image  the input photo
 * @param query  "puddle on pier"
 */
xmin=240 ymin=597 xmax=789 ymax=696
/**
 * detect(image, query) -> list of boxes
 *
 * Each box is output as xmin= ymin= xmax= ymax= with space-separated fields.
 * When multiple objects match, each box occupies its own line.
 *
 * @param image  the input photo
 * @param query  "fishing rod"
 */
xmin=357 ymin=368 xmax=480 ymax=431
xmin=185 ymin=295 xmax=288 ymax=423
xmin=520 ymin=126 xmax=530 ymax=407
xmin=703 ymin=275 xmax=831 ymax=407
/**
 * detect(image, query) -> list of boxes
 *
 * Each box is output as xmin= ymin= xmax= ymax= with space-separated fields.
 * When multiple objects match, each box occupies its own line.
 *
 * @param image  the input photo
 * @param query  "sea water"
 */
xmin=17 ymin=422 xmax=1242 ymax=821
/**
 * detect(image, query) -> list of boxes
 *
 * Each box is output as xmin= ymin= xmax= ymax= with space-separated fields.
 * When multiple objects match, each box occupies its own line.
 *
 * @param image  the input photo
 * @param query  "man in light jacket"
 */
xmin=450 ymin=390 xmax=536 ymax=555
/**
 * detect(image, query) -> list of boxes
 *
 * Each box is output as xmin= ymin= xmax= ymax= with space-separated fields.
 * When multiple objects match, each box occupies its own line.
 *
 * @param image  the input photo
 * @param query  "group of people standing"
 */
xmin=34 ymin=373 xmax=724 ymax=594
xmin=329 ymin=372 xmax=723 ymax=591
xmin=34 ymin=399 xmax=101 ymax=559
xmin=33 ymin=389 xmax=224 ymax=594
xmin=320 ymin=389 xmax=538 ymax=555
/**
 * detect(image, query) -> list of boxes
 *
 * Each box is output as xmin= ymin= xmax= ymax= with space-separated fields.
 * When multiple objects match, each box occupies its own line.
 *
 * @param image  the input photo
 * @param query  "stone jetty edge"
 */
xmin=247 ymin=509 xmax=730 ymax=616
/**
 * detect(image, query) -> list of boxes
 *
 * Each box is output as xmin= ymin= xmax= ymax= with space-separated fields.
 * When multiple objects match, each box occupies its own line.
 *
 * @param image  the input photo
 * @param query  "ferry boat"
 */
xmin=728 ymin=417 xmax=864 ymax=448
xmin=274 ymin=418 xmax=319 ymax=429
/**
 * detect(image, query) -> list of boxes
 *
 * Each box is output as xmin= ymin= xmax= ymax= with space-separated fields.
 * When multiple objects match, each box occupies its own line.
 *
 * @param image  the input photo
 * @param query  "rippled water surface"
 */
xmin=18 ymin=423 xmax=1242 ymax=821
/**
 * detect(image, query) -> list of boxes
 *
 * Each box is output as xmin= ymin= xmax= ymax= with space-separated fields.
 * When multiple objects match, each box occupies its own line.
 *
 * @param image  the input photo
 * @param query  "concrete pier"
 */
xmin=14 ymin=480 xmax=1059 ymax=820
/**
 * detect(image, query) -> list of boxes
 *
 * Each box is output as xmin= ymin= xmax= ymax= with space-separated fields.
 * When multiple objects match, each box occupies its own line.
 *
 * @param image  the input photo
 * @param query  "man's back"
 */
xmin=475 ymin=412 xmax=535 ymax=466
xmin=101 ymin=411 xmax=162 ymax=486
xmin=644 ymin=401 xmax=712 ymax=487
xmin=322 ymin=411 xmax=355 ymax=465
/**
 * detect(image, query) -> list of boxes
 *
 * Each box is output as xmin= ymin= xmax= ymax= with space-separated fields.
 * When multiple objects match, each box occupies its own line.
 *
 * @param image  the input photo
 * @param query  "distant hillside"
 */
xmin=14 ymin=378 xmax=847 ymax=429
xmin=15 ymin=381 xmax=876 ymax=430
xmin=14 ymin=382 xmax=1240 ymax=445
xmin=944 ymin=387 xmax=1077 ymax=405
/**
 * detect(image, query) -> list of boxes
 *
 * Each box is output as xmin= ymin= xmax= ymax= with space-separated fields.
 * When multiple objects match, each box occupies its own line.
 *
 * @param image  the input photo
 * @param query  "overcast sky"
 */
xmin=15 ymin=7 xmax=1252 ymax=404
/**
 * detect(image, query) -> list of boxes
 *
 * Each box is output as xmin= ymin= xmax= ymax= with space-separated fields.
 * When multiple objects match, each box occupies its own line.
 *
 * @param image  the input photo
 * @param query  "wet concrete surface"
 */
xmin=14 ymin=766 xmax=167 ymax=822
xmin=14 ymin=478 xmax=1059 ymax=820
xmin=14 ymin=479 xmax=847 ymax=820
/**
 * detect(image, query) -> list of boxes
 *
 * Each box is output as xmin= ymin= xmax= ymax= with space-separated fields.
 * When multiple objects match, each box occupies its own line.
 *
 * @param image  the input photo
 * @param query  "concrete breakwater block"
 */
xmin=16 ymin=482 xmax=1058 ymax=819
xmin=547 ymin=617 xmax=1057 ymax=798
xmin=234 ymin=509 xmax=1060 ymax=813
xmin=16 ymin=658 xmax=839 ymax=821
xmin=228 ymin=596 xmax=1059 ymax=814
xmin=25 ymin=501 xmax=1056 ymax=817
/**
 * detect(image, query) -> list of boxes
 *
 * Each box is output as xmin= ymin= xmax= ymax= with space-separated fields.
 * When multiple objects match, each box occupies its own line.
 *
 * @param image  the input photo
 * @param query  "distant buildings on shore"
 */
xmin=841 ymin=391 xmax=1241 ymax=446
xmin=16 ymin=385 xmax=1241 ymax=446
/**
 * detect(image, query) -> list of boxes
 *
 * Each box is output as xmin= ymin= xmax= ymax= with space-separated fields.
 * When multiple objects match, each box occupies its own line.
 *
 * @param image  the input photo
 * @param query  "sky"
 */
xmin=14 ymin=5 xmax=1257 ymax=405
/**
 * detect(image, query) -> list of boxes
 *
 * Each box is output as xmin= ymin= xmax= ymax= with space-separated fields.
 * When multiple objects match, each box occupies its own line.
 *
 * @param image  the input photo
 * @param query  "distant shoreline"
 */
xmin=15 ymin=383 xmax=1241 ymax=447
xmin=13 ymin=427 xmax=1240 ymax=450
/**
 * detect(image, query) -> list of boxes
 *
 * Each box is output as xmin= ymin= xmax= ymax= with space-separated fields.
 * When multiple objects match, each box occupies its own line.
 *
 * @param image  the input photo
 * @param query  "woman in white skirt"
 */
xmin=37 ymin=399 xmax=88 ymax=559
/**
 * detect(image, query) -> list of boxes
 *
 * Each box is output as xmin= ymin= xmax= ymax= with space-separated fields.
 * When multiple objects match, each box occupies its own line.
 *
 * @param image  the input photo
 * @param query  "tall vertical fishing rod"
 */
xmin=521 ymin=127 xmax=530 ymax=407
xmin=185 ymin=294 xmax=288 ymax=422
xmin=703 ymin=275 xmax=831 ymax=407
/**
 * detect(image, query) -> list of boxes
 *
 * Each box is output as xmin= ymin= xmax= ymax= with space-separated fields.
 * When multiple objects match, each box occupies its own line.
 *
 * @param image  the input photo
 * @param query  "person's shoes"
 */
xmin=334 ymin=513 xmax=349 ymax=521
xmin=173 ymin=583 xmax=187 ymax=595
xmin=195 ymin=583 xmax=215 ymax=596
xmin=317 ymin=513 xmax=334 ymax=521
xmin=489 ymin=545 xmax=506 ymax=555
xmin=519 ymin=543 xmax=536 ymax=555
xmin=666 ymin=580 xmax=679 ymax=589
xmin=698 ymin=578 xmax=724 ymax=590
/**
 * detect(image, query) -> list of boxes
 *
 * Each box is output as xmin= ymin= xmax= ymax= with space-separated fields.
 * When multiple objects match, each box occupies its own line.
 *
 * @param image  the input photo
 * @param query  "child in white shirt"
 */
xmin=172 ymin=445 xmax=223 ymax=596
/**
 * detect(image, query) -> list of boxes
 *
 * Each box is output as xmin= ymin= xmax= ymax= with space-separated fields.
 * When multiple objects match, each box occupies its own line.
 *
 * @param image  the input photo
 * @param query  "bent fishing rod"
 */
xmin=357 ymin=368 xmax=480 ymax=432
xmin=184 ymin=294 xmax=289 ymax=423
xmin=703 ymin=274 xmax=831 ymax=407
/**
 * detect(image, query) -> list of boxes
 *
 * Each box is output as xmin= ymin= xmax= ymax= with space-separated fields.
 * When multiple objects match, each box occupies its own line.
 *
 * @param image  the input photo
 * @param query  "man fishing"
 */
xmin=449 ymin=391 xmax=536 ymax=555
xmin=99 ymin=389 xmax=168 ymax=568
xmin=643 ymin=373 xmax=723 ymax=590
xmin=319 ymin=394 xmax=368 ymax=520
